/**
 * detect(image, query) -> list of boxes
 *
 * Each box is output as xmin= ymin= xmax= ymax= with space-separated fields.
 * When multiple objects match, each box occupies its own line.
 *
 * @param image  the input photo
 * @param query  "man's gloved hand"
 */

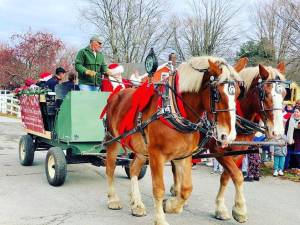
xmin=85 ymin=69 xmax=97 ymax=77
xmin=105 ymin=69 xmax=112 ymax=76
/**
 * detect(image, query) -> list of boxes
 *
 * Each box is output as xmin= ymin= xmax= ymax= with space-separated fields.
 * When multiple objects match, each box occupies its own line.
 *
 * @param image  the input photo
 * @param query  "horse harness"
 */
xmin=102 ymin=65 xmax=248 ymax=160
xmin=102 ymin=71 xmax=214 ymax=152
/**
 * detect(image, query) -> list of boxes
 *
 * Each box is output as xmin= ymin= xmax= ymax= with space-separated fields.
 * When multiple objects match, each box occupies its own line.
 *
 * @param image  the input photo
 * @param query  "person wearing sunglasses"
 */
xmin=75 ymin=35 xmax=112 ymax=91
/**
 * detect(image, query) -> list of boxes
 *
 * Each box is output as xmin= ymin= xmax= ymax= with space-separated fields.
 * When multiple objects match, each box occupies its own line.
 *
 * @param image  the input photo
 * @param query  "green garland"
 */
xmin=16 ymin=88 xmax=52 ymax=97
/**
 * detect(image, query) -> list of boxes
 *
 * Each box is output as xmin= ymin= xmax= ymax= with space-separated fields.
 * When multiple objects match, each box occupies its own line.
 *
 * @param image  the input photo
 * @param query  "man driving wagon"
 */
xmin=75 ymin=35 xmax=112 ymax=91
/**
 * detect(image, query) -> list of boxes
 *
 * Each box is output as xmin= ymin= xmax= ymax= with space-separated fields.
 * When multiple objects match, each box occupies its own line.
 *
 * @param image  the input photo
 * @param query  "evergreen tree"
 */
xmin=236 ymin=39 xmax=275 ymax=66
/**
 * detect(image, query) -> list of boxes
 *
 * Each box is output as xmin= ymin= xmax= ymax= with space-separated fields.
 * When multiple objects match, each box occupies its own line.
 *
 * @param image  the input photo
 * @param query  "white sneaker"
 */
xmin=273 ymin=170 xmax=278 ymax=177
xmin=278 ymin=170 xmax=284 ymax=176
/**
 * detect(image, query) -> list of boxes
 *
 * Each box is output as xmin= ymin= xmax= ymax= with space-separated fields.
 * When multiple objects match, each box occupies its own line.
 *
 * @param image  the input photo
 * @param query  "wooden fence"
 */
xmin=0 ymin=91 xmax=20 ymax=118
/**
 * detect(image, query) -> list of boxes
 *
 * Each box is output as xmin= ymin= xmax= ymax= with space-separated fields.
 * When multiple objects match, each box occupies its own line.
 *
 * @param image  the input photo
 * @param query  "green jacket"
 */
xmin=75 ymin=46 xmax=108 ymax=86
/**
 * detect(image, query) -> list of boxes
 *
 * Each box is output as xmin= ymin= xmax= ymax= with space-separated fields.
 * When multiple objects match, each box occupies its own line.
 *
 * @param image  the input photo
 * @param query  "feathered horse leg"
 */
xmin=129 ymin=154 xmax=147 ymax=217
xmin=163 ymin=157 xmax=193 ymax=214
xmin=106 ymin=142 xmax=123 ymax=210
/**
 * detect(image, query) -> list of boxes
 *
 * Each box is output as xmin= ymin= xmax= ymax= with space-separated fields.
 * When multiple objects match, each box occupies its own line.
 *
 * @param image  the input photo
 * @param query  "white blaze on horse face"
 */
xmin=226 ymin=83 xmax=237 ymax=141
xmin=217 ymin=83 xmax=237 ymax=143
xmin=269 ymin=83 xmax=284 ymax=136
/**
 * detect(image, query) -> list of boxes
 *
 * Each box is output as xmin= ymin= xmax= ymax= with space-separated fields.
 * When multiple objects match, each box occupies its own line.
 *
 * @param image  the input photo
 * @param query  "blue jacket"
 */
xmin=45 ymin=76 xmax=59 ymax=91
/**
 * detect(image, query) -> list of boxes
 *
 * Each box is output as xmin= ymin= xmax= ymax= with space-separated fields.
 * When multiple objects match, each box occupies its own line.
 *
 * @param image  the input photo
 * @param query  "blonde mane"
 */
xmin=177 ymin=56 xmax=241 ymax=93
xmin=239 ymin=66 xmax=286 ymax=91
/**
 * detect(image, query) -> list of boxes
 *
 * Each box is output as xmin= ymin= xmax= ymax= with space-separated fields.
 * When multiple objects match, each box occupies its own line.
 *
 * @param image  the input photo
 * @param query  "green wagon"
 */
xmin=18 ymin=91 xmax=147 ymax=186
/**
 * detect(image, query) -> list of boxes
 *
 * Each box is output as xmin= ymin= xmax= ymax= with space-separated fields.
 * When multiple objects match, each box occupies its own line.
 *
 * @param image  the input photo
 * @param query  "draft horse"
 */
xmin=171 ymin=62 xmax=287 ymax=223
xmin=212 ymin=63 xmax=287 ymax=222
xmin=104 ymin=56 xmax=247 ymax=225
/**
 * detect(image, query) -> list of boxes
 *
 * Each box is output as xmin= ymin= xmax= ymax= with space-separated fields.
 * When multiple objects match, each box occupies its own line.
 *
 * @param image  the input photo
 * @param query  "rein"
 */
xmin=100 ymin=69 xmax=288 ymax=160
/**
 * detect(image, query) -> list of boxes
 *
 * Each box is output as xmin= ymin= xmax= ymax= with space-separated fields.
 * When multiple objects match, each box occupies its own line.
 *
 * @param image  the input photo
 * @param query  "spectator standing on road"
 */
xmin=211 ymin=158 xmax=223 ymax=174
xmin=294 ymin=99 xmax=300 ymax=109
xmin=271 ymin=135 xmax=287 ymax=176
xmin=241 ymin=156 xmax=248 ymax=177
xmin=283 ymin=104 xmax=294 ymax=124
xmin=244 ymin=133 xmax=265 ymax=182
xmin=285 ymin=107 xmax=300 ymax=170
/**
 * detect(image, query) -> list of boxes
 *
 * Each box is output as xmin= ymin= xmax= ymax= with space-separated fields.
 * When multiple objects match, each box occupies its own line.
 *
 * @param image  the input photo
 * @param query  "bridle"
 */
xmin=190 ymin=65 xmax=243 ymax=114
xmin=190 ymin=64 xmax=244 ymax=142
xmin=257 ymin=76 xmax=289 ymax=112
xmin=249 ymin=75 xmax=290 ymax=134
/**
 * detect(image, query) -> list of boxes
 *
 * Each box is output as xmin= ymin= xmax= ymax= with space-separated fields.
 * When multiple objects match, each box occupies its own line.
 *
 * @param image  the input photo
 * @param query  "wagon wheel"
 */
xmin=19 ymin=135 xmax=35 ymax=166
xmin=124 ymin=165 xmax=147 ymax=180
xmin=124 ymin=154 xmax=147 ymax=180
xmin=45 ymin=147 xmax=67 ymax=186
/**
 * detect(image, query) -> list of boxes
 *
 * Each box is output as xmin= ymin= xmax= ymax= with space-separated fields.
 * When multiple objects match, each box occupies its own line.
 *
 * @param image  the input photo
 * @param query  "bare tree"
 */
xmin=168 ymin=0 xmax=240 ymax=60
xmin=275 ymin=0 xmax=300 ymax=82
xmin=252 ymin=0 xmax=300 ymax=82
xmin=253 ymin=0 xmax=295 ymax=63
xmin=80 ymin=0 xmax=171 ymax=63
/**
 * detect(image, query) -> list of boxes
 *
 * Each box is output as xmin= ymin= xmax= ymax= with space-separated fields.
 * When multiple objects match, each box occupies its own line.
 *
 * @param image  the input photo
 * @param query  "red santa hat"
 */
xmin=25 ymin=78 xmax=36 ymax=87
xmin=108 ymin=63 xmax=124 ymax=75
xmin=39 ymin=72 xmax=52 ymax=81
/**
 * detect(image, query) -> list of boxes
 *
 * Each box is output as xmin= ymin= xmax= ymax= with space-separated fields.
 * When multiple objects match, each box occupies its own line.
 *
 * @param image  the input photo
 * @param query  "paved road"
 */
xmin=0 ymin=116 xmax=299 ymax=225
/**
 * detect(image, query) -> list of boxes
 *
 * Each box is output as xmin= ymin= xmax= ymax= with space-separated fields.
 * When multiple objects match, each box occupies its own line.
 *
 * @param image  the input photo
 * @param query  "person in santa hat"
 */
xmin=14 ymin=78 xmax=37 ymax=95
xmin=109 ymin=63 xmax=125 ymax=89
xmin=36 ymin=72 xmax=52 ymax=89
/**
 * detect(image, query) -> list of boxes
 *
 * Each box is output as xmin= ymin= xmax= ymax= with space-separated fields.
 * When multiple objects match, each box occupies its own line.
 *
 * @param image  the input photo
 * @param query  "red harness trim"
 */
xmin=118 ymin=81 xmax=155 ymax=146
xmin=100 ymin=73 xmax=194 ymax=148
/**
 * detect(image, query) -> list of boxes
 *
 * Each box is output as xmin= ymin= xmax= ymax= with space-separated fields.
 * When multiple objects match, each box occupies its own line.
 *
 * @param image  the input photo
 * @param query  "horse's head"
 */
xmin=241 ymin=63 xmax=287 ymax=138
xmin=178 ymin=56 xmax=247 ymax=146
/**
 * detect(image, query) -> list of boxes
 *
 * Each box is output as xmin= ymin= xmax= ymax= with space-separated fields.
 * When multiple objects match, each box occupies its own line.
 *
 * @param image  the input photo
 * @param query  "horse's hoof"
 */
xmin=215 ymin=210 xmax=231 ymax=220
xmin=163 ymin=198 xmax=183 ymax=214
xmin=232 ymin=207 xmax=248 ymax=223
xmin=108 ymin=200 xmax=123 ymax=210
xmin=131 ymin=202 xmax=147 ymax=217
xmin=154 ymin=219 xmax=170 ymax=225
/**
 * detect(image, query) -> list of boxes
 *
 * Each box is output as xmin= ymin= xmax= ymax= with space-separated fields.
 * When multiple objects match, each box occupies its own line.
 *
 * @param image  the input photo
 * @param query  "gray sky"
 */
xmin=0 ymin=0 xmax=253 ymax=49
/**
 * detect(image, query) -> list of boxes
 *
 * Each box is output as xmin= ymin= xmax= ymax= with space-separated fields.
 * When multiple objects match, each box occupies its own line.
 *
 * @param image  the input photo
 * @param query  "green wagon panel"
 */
xmin=55 ymin=91 xmax=109 ymax=143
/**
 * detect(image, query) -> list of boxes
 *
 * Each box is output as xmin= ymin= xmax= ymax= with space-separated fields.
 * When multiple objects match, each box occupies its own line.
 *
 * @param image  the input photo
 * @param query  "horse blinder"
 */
xmin=237 ymin=81 xmax=245 ymax=100
xmin=212 ymin=89 xmax=220 ymax=102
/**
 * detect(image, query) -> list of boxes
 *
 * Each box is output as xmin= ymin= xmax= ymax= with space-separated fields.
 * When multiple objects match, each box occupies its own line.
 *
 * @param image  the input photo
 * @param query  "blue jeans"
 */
xmin=284 ymin=148 xmax=294 ymax=169
xmin=274 ymin=156 xmax=285 ymax=171
xmin=79 ymin=84 xmax=99 ymax=91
